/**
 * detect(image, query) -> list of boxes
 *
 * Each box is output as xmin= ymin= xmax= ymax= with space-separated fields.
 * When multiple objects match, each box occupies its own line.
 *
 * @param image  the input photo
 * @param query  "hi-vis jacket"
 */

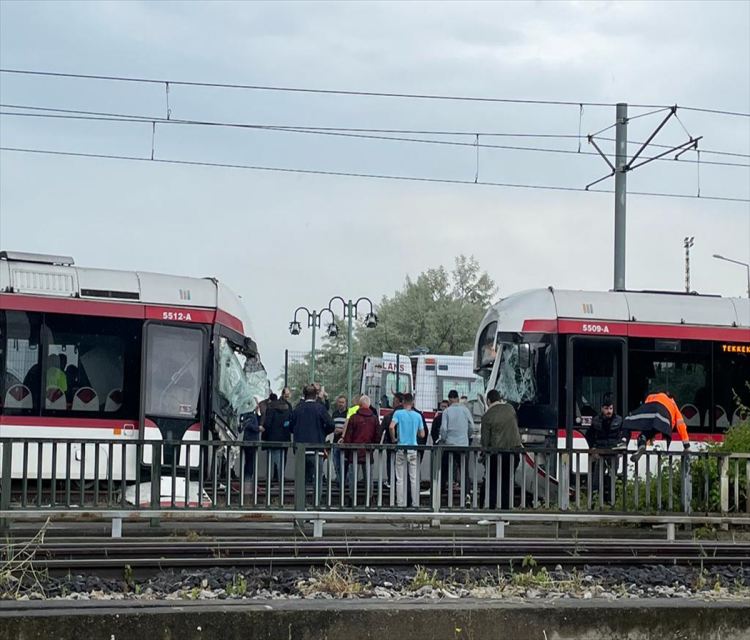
xmin=644 ymin=392 xmax=689 ymax=442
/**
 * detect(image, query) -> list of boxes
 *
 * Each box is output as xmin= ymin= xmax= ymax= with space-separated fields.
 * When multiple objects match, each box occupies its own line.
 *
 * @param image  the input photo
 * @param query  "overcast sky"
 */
xmin=0 ymin=0 xmax=748 ymax=380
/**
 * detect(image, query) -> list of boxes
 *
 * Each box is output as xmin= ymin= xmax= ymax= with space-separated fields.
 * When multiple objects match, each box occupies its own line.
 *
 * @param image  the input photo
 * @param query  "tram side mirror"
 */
xmin=518 ymin=343 xmax=531 ymax=369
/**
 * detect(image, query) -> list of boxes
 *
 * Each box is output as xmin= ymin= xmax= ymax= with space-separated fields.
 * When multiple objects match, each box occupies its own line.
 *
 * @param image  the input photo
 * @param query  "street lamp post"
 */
xmin=327 ymin=297 xmax=378 ymax=404
xmin=289 ymin=307 xmax=333 ymax=383
xmin=713 ymin=254 xmax=750 ymax=299
xmin=289 ymin=298 xmax=378 ymax=403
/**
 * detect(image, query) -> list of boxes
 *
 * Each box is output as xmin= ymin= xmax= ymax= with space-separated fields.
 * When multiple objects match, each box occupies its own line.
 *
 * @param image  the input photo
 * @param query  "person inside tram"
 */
xmin=45 ymin=354 xmax=67 ymax=393
xmin=616 ymin=390 xmax=690 ymax=462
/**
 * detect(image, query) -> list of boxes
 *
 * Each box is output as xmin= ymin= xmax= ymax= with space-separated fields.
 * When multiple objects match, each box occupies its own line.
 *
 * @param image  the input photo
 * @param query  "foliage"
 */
xmin=279 ymin=255 xmax=496 ymax=401
xmin=355 ymin=255 xmax=496 ymax=357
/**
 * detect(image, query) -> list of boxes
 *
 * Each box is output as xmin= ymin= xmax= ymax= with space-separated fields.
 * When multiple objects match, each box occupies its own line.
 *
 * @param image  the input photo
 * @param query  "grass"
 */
xmin=300 ymin=561 xmax=365 ymax=597
xmin=409 ymin=565 xmax=445 ymax=591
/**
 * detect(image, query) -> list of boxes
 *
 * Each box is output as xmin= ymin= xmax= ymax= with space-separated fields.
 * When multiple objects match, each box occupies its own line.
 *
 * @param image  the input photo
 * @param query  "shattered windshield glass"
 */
xmin=216 ymin=337 xmax=269 ymax=432
xmin=494 ymin=342 xmax=551 ymax=405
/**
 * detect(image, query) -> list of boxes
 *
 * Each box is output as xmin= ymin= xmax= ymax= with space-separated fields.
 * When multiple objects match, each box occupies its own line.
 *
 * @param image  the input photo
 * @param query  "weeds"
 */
xmin=225 ymin=573 xmax=248 ymax=596
xmin=0 ymin=519 xmax=50 ymax=598
xmin=300 ymin=562 xmax=364 ymax=596
xmin=409 ymin=565 xmax=444 ymax=591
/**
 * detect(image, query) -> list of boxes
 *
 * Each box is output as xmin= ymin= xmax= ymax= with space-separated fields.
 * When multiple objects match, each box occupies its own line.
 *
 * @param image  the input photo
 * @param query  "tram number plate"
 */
xmin=162 ymin=311 xmax=193 ymax=322
xmin=582 ymin=323 xmax=610 ymax=334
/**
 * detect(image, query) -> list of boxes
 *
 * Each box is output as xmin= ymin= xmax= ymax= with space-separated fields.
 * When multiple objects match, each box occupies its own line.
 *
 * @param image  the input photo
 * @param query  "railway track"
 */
xmin=6 ymin=538 xmax=750 ymax=573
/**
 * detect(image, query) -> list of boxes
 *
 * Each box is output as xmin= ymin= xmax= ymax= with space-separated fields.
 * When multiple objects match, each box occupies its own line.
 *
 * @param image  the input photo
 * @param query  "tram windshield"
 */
xmin=494 ymin=339 xmax=551 ymax=406
xmin=215 ymin=336 xmax=268 ymax=431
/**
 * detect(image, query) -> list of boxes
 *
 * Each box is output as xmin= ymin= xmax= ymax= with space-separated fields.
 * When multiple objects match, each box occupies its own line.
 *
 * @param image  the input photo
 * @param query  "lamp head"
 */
xmin=326 ymin=322 xmax=339 ymax=338
xmin=364 ymin=312 xmax=379 ymax=329
xmin=289 ymin=321 xmax=302 ymax=336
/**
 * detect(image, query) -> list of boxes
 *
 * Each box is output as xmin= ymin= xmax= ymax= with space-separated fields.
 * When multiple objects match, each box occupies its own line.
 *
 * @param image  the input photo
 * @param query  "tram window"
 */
xmin=145 ymin=324 xmax=204 ymax=420
xmin=478 ymin=321 xmax=498 ymax=367
xmin=571 ymin=339 xmax=624 ymax=427
xmin=42 ymin=314 xmax=140 ymax=417
xmin=1 ymin=311 xmax=42 ymax=414
xmin=714 ymin=345 xmax=750 ymax=431
xmin=628 ymin=340 xmax=711 ymax=430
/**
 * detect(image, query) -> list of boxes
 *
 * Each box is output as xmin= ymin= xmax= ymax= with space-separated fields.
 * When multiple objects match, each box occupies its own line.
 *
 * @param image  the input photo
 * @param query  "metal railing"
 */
xmin=1 ymin=438 xmax=748 ymax=534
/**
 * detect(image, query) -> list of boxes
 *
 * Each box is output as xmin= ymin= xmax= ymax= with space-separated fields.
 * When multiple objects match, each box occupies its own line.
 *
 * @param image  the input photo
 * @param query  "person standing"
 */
xmin=430 ymin=399 xmax=449 ymax=444
xmin=439 ymin=389 xmax=474 ymax=503
xmin=342 ymin=395 xmax=380 ymax=506
xmin=261 ymin=392 xmax=292 ymax=489
xmin=289 ymin=384 xmax=335 ymax=499
xmin=280 ymin=387 xmax=293 ymax=410
xmin=585 ymin=393 xmax=623 ymax=504
xmin=330 ymin=395 xmax=348 ymax=484
xmin=241 ymin=405 xmax=264 ymax=495
xmin=480 ymin=389 xmax=521 ymax=510
xmin=379 ymin=392 xmax=403 ymax=488
xmin=389 ymin=393 xmax=424 ymax=507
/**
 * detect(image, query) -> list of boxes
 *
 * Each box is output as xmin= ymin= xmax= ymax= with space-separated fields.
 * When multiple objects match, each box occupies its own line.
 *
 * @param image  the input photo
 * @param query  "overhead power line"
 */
xmin=2 ymin=68 xmax=748 ymax=117
xmin=1 ymin=145 xmax=747 ymax=203
xmin=4 ymin=103 xmax=747 ymax=160
xmin=2 ymin=107 xmax=747 ymax=169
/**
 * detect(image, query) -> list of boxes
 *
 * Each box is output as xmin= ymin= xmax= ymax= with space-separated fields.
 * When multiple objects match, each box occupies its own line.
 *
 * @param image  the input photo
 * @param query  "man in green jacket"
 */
xmin=480 ymin=389 xmax=522 ymax=509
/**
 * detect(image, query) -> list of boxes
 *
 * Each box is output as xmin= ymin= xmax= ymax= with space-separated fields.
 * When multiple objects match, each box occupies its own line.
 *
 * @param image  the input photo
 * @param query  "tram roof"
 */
xmin=481 ymin=287 xmax=750 ymax=332
xmin=0 ymin=251 xmax=255 ymax=339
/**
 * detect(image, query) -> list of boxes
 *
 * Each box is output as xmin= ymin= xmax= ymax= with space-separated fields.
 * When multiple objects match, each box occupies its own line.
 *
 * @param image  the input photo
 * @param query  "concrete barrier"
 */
xmin=2 ymin=599 xmax=750 ymax=640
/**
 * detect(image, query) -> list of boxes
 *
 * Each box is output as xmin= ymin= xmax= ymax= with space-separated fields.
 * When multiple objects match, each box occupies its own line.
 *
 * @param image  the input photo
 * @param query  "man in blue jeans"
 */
xmin=289 ymin=384 xmax=335 ymax=502
xmin=389 ymin=393 xmax=425 ymax=507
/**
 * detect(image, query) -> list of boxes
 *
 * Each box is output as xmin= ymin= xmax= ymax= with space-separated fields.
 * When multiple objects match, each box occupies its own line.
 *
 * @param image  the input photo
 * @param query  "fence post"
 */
xmin=294 ymin=444 xmax=307 ymax=512
xmin=681 ymin=453 xmax=692 ymax=514
xmin=430 ymin=446 xmax=441 ymax=517
xmin=559 ymin=452 xmax=570 ymax=510
xmin=284 ymin=349 xmax=289 ymax=388
xmin=719 ymin=455 xmax=730 ymax=514
xmin=150 ymin=441 xmax=162 ymax=528
xmin=0 ymin=443 xmax=12 ymax=534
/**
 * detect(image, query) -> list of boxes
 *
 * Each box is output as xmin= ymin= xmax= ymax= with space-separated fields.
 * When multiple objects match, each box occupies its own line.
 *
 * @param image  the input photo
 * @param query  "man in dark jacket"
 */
xmin=261 ymin=393 xmax=292 ymax=486
xmin=480 ymin=389 xmax=521 ymax=509
xmin=290 ymin=384 xmax=335 ymax=495
xmin=241 ymin=408 xmax=263 ymax=494
xmin=586 ymin=393 xmax=623 ymax=504
xmin=430 ymin=399 xmax=449 ymax=444
xmin=342 ymin=395 xmax=380 ymax=506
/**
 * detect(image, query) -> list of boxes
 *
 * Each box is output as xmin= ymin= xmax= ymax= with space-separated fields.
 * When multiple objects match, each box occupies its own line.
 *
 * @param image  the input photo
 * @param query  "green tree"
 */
xmin=356 ymin=255 xmax=496 ymax=357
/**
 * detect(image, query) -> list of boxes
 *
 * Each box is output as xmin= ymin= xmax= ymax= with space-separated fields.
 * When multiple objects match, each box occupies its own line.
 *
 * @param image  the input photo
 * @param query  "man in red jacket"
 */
xmin=342 ymin=395 xmax=380 ymax=507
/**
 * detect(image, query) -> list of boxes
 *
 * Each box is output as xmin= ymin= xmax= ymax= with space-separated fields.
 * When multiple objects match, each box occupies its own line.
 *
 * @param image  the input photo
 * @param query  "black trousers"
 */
xmin=482 ymin=453 xmax=519 ymax=510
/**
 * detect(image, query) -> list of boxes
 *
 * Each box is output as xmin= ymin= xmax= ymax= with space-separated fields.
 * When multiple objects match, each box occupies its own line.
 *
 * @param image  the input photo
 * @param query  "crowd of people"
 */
xmin=238 ymin=383 xmax=691 ymax=510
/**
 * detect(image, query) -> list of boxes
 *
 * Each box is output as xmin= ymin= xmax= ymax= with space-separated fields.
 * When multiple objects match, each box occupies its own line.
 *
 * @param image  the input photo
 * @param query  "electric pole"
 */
xmin=587 ymin=105 xmax=701 ymax=294
xmin=614 ymin=103 xmax=628 ymax=292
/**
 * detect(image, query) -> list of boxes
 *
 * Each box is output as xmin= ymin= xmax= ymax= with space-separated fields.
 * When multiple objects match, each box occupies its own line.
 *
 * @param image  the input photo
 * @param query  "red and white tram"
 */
xmin=474 ymin=287 xmax=750 ymax=457
xmin=0 ymin=251 xmax=267 ymax=485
